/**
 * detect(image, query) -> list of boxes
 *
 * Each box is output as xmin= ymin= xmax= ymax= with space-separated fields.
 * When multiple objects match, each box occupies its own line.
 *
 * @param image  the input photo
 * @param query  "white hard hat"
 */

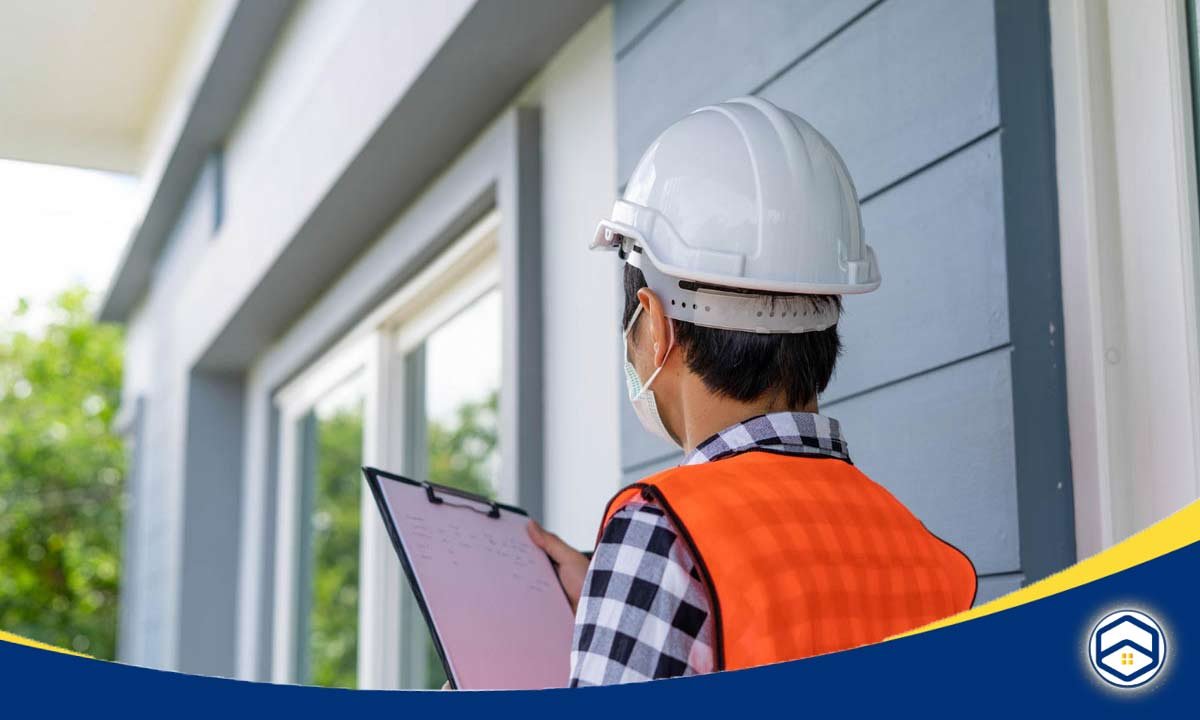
xmin=592 ymin=96 xmax=880 ymax=334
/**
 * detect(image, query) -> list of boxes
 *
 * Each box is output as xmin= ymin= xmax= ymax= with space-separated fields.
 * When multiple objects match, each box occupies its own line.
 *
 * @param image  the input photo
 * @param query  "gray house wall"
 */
xmin=118 ymin=154 xmax=228 ymax=669
xmin=109 ymin=0 xmax=1077 ymax=677
xmin=111 ymin=0 xmax=613 ymax=678
xmin=612 ymin=0 xmax=1073 ymax=604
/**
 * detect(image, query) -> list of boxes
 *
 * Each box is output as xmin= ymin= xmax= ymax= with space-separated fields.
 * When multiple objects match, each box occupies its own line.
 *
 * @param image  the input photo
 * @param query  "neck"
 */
xmin=672 ymin=379 xmax=818 ymax=453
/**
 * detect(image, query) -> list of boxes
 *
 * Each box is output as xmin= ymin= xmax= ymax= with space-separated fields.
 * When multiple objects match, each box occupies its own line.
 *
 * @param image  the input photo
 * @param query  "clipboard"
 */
xmin=362 ymin=466 xmax=576 ymax=690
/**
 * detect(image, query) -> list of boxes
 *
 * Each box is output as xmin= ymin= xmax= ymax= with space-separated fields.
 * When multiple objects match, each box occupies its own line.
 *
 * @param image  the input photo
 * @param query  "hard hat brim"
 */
xmin=592 ymin=210 xmax=881 ymax=296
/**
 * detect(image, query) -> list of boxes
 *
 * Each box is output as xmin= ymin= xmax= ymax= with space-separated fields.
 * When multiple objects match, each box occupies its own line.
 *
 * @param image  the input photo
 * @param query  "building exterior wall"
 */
xmin=118 ymin=154 xmax=224 ymax=669
xmin=116 ymin=0 xmax=615 ymax=679
xmin=514 ymin=13 xmax=620 ymax=550
xmin=610 ymin=0 xmax=1073 ymax=604
xmin=108 ymin=0 xmax=1200 ymax=686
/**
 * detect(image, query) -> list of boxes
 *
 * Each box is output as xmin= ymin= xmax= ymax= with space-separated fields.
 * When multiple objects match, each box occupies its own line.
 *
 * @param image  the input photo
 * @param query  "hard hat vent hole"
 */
xmin=670 ymin=299 xmax=676 ymax=306
xmin=756 ymin=311 xmax=763 ymax=317
xmin=692 ymin=303 xmax=697 ymax=309
xmin=704 ymin=306 xmax=710 ymax=312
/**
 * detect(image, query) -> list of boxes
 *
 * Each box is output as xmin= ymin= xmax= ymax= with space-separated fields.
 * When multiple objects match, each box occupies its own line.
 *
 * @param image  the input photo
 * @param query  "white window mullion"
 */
xmin=358 ymin=331 xmax=407 ymax=689
xmin=269 ymin=410 xmax=301 ymax=683
xmin=270 ymin=210 xmax=502 ymax=689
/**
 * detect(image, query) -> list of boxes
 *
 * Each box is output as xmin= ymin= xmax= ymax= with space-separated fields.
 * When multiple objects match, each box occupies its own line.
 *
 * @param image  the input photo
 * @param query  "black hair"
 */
xmin=623 ymin=263 xmax=841 ymax=409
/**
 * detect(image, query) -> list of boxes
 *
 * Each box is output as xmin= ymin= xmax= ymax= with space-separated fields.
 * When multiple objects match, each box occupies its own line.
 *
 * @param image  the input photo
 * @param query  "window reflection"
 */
xmin=425 ymin=288 xmax=501 ymax=498
xmin=299 ymin=373 xmax=363 ymax=689
xmin=404 ymin=288 xmax=501 ymax=688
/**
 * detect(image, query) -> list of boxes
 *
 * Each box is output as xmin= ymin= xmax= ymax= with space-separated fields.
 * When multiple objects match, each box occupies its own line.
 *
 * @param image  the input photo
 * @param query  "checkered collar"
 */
xmin=682 ymin=411 xmax=851 ymax=466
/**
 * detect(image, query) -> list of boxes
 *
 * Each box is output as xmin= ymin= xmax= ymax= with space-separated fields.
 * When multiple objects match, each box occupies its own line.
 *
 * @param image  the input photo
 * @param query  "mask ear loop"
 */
xmin=623 ymin=303 xmax=644 ymax=340
xmin=629 ymin=306 xmax=674 ymax=400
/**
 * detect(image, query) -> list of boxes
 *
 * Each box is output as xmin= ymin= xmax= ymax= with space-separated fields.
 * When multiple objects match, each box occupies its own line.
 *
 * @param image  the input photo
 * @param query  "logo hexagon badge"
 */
xmin=1088 ymin=609 xmax=1166 ymax=688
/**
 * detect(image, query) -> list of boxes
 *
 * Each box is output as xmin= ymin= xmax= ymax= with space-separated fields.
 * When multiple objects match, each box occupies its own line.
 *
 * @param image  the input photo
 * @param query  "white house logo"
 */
xmin=1087 ymin=609 xmax=1167 ymax=688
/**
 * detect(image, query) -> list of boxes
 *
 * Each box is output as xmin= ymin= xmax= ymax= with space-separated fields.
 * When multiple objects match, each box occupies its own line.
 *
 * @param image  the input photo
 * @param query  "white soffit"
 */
xmin=0 ymin=0 xmax=212 ymax=174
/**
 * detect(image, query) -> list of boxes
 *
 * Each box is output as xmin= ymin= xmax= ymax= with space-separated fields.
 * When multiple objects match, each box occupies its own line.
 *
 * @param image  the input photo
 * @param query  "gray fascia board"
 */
xmin=195 ymin=0 xmax=605 ymax=371
xmin=97 ymin=0 xmax=295 ymax=323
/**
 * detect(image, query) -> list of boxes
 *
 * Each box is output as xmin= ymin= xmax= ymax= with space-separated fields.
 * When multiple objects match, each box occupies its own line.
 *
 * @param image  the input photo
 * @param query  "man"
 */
xmin=528 ymin=97 xmax=976 ymax=686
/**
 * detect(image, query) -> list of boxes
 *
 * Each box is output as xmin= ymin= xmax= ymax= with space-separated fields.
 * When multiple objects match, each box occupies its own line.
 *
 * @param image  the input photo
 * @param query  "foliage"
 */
xmin=0 ymin=288 xmax=125 ymax=658
xmin=426 ymin=390 xmax=499 ymax=501
xmin=420 ymin=389 xmax=499 ymax=688
xmin=299 ymin=384 xmax=498 ymax=689
xmin=306 ymin=403 xmax=364 ymax=689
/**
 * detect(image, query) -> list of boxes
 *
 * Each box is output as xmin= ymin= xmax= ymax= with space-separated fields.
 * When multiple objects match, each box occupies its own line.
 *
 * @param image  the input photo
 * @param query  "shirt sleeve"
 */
xmin=569 ymin=501 xmax=714 ymax=686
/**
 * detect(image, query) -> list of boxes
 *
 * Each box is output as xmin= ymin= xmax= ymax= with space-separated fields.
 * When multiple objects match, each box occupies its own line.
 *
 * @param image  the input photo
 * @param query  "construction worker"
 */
xmin=528 ymin=97 xmax=977 ymax=686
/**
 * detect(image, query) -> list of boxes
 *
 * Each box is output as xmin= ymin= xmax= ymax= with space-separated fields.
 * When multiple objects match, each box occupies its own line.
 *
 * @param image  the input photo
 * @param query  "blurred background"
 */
xmin=1 ymin=0 xmax=1199 ymax=689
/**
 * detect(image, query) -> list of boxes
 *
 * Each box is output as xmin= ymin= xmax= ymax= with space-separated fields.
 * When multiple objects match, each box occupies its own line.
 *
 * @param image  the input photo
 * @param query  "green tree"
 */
xmin=420 ymin=389 xmax=499 ymax=688
xmin=426 ymin=390 xmax=498 ymax=500
xmin=298 ymin=388 xmax=499 ymax=689
xmin=306 ymin=404 xmax=363 ymax=689
xmin=0 ymin=288 xmax=125 ymax=658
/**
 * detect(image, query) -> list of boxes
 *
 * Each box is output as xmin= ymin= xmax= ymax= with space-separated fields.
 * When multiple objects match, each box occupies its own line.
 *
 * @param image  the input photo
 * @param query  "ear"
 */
xmin=636 ymin=287 xmax=674 ymax=367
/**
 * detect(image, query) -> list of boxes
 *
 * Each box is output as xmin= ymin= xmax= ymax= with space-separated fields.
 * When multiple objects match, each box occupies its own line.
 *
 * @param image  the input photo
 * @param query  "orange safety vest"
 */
xmin=599 ymin=450 xmax=977 ymax=671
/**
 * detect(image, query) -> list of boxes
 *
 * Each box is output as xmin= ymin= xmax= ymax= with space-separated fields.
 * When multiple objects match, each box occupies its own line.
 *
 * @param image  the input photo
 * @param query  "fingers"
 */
xmin=526 ymin=519 xmax=551 ymax=550
xmin=528 ymin=520 xmax=586 ymax=611
xmin=527 ymin=520 xmax=571 ymax=561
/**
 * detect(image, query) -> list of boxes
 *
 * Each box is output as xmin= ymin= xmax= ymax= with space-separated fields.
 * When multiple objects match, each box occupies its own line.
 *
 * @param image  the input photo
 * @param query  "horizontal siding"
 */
xmin=626 ymin=348 xmax=1022 ymax=576
xmin=618 ymin=0 xmax=1006 ymax=468
xmin=614 ymin=0 xmax=1023 ymax=583
xmin=616 ymin=0 xmax=876 ymax=181
xmin=620 ymin=133 xmax=1011 ymax=472
xmin=826 ymin=133 xmax=1009 ymax=401
xmin=975 ymin=573 xmax=1024 ymax=606
xmin=758 ymin=0 xmax=998 ymax=197
xmin=612 ymin=0 xmax=678 ymax=57
xmin=824 ymin=347 xmax=1019 ymax=575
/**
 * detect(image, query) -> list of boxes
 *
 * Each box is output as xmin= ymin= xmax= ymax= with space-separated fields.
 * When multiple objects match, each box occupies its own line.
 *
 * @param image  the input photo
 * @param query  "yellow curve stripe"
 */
xmin=0 ymin=630 xmax=88 ymax=657
xmin=895 ymin=497 xmax=1200 ymax=639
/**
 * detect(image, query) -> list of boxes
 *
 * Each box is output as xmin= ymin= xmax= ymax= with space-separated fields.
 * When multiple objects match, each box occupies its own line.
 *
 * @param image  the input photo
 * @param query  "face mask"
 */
xmin=623 ymin=304 xmax=678 ymax=446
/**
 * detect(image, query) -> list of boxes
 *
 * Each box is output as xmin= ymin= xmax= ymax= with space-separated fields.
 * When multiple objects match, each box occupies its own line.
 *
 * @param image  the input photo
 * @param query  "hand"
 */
xmin=527 ymin=520 xmax=589 ymax=613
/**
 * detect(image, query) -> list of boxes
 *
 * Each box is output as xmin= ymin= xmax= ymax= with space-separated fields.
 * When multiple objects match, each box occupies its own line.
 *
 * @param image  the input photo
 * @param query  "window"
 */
xmin=272 ymin=211 xmax=502 ymax=688
xmin=395 ymin=284 xmax=501 ymax=689
xmin=273 ymin=338 xmax=369 ymax=688
xmin=296 ymin=374 xmax=364 ymax=688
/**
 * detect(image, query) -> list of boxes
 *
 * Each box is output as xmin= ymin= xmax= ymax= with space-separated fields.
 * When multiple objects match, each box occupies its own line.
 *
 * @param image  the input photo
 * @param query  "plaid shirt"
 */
xmin=569 ymin=411 xmax=851 ymax=686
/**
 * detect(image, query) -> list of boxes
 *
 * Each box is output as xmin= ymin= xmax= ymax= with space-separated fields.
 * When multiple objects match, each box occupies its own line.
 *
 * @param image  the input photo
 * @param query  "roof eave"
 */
xmin=98 ymin=0 xmax=295 ymax=324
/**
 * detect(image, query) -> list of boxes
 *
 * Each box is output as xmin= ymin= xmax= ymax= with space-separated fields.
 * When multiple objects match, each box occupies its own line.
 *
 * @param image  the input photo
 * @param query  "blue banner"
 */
xmin=3 ymin=501 xmax=1197 ymax=716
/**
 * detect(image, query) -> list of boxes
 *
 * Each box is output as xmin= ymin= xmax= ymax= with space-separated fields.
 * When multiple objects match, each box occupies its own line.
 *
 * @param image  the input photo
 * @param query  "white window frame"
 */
xmin=361 ymin=211 xmax=501 ymax=689
xmin=269 ymin=332 xmax=371 ymax=685
xmin=1051 ymin=0 xmax=1200 ymax=558
xmin=269 ymin=210 xmax=501 ymax=687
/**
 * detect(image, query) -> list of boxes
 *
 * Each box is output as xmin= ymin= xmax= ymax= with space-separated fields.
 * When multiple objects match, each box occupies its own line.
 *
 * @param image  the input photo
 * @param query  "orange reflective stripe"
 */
xmin=598 ymin=451 xmax=977 ymax=671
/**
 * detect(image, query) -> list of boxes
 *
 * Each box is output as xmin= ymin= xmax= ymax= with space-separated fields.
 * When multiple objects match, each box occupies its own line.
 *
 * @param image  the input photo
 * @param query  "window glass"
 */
xmin=298 ymin=372 xmax=364 ymax=688
xmin=424 ymin=287 xmax=502 ymax=497
xmin=403 ymin=287 xmax=501 ymax=688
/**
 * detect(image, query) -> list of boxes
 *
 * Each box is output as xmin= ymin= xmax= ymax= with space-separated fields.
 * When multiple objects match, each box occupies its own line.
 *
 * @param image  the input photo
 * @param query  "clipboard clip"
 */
xmin=423 ymin=481 xmax=501 ymax=519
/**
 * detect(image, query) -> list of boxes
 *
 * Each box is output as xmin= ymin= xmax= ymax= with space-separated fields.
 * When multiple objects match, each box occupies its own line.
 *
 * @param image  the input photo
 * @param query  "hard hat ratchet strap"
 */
xmin=627 ymin=250 xmax=839 ymax=335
